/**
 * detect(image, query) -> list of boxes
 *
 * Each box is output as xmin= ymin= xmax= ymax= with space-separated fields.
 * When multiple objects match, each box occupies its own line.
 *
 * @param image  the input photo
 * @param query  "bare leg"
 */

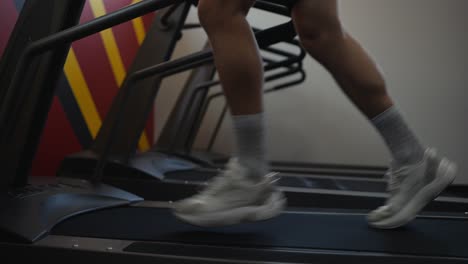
xmin=291 ymin=0 xmax=392 ymax=118
xmin=172 ymin=0 xmax=456 ymax=229
xmin=172 ymin=2 xmax=286 ymax=226
xmin=291 ymin=0 xmax=425 ymax=166
xmin=197 ymin=0 xmax=268 ymax=178
xmin=198 ymin=0 xmax=263 ymax=115
xmin=291 ymin=0 xmax=457 ymax=229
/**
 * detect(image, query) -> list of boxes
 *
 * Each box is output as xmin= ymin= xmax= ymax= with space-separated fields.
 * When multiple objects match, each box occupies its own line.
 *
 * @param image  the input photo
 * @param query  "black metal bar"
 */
xmin=0 ymin=0 xmax=182 ymax=142
xmin=155 ymin=42 xmax=215 ymax=153
xmin=183 ymin=23 xmax=202 ymax=30
xmin=264 ymin=68 xmax=306 ymax=93
xmin=260 ymin=0 xmax=296 ymax=7
xmin=32 ymin=0 xmax=181 ymax=54
xmin=263 ymin=58 xmax=277 ymax=64
xmin=159 ymin=1 xmax=183 ymax=28
xmin=207 ymin=104 xmax=228 ymax=151
xmin=254 ymin=0 xmax=290 ymax=16
xmin=161 ymin=57 xmax=214 ymax=77
xmin=89 ymin=2 xmax=191 ymax=161
xmin=130 ymin=51 xmax=213 ymax=83
xmin=256 ymin=21 xmax=296 ymax=48
xmin=0 ymin=0 xmax=87 ymax=189
xmin=263 ymin=46 xmax=299 ymax=59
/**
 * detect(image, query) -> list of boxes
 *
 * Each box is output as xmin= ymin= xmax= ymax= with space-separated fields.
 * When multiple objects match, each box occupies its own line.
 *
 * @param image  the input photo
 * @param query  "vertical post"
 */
xmin=0 ymin=0 xmax=86 ymax=190
xmin=89 ymin=2 xmax=192 ymax=163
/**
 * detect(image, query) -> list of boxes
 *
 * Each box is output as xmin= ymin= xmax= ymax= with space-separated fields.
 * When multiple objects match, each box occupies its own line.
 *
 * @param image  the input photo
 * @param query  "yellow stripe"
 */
xmin=89 ymin=0 xmax=126 ymax=86
xmin=131 ymin=0 xmax=146 ymax=45
xmin=89 ymin=0 xmax=151 ymax=150
xmin=64 ymin=49 xmax=102 ymax=138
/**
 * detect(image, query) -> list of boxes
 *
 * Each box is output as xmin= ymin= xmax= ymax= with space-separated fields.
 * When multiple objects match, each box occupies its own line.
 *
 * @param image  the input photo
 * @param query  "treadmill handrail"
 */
xmin=0 ymin=0 xmax=183 ymax=145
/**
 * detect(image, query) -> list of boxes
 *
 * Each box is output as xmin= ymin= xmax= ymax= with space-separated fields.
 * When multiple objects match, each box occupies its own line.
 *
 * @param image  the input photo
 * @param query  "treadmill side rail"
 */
xmin=0 ymin=177 xmax=142 ymax=243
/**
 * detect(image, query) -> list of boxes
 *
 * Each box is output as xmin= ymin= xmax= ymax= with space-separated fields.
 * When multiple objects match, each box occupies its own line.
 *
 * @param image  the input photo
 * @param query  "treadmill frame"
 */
xmin=2 ymin=204 xmax=467 ymax=264
xmin=1 ymin=2 xmax=467 ymax=264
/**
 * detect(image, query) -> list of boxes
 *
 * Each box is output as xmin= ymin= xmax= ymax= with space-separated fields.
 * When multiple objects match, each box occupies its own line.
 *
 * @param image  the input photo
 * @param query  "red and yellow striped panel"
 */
xmin=67 ymin=0 xmax=156 ymax=150
xmin=0 ymin=0 xmax=157 ymax=176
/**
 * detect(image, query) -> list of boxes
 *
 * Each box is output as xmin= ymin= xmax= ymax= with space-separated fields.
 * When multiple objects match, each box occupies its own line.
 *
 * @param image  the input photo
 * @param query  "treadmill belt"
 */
xmin=52 ymin=207 xmax=468 ymax=258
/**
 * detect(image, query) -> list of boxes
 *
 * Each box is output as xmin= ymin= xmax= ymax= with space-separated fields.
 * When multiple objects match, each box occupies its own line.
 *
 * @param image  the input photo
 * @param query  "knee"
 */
xmin=197 ymin=0 xmax=222 ymax=30
xmin=293 ymin=10 xmax=345 ymax=52
xmin=198 ymin=0 xmax=253 ymax=33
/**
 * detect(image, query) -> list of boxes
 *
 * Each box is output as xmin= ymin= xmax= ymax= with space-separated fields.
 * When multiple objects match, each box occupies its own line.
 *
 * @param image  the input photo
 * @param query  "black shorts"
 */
xmin=191 ymin=0 xmax=299 ymax=11
xmin=274 ymin=0 xmax=299 ymax=11
xmin=288 ymin=0 xmax=300 ymax=10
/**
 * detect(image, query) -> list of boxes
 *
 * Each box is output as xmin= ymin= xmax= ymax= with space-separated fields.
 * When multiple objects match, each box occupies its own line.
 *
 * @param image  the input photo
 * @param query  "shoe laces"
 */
xmin=199 ymin=159 xmax=280 ymax=196
xmin=200 ymin=159 xmax=247 ymax=196
xmin=386 ymin=162 xmax=421 ymax=194
xmin=386 ymin=169 xmax=406 ymax=194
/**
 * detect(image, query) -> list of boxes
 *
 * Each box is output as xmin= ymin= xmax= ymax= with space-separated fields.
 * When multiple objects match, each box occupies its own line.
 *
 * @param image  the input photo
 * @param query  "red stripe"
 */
xmin=79 ymin=0 xmax=98 ymax=23
xmin=72 ymin=1 xmax=120 ymax=119
xmin=105 ymin=0 xmax=140 ymax=71
xmin=113 ymin=19 xmax=140 ymax=71
xmin=31 ymin=98 xmax=82 ymax=176
xmin=0 ymin=0 xmax=19 ymax=58
xmin=141 ymin=9 xmax=156 ymax=143
xmin=142 ymin=12 xmax=156 ymax=32
xmin=105 ymin=0 xmax=154 ymax=143
xmin=77 ymin=1 xmax=155 ymax=143
xmin=104 ymin=0 xmax=132 ymax=12
xmin=140 ymin=11 xmax=156 ymax=143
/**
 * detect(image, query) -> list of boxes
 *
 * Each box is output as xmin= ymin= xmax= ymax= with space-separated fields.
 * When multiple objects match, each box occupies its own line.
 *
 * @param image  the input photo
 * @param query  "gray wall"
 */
xmin=155 ymin=0 xmax=468 ymax=184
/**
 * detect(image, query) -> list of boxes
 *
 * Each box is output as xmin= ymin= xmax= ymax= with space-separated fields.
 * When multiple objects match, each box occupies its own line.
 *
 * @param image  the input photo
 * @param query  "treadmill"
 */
xmin=52 ymin=0 xmax=468 ymax=207
xmin=1 ymin=1 xmax=468 ymax=263
xmin=52 ymin=0 xmax=372 ymax=201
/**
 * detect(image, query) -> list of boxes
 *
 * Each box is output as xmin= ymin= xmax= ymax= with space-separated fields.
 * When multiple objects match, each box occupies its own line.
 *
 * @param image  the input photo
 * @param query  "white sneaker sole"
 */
xmin=370 ymin=158 xmax=457 ymax=229
xmin=174 ymin=191 xmax=287 ymax=227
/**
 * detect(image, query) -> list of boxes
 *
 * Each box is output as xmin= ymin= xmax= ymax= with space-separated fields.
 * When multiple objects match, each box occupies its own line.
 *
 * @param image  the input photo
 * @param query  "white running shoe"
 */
xmin=368 ymin=148 xmax=457 ymax=229
xmin=172 ymin=158 xmax=287 ymax=227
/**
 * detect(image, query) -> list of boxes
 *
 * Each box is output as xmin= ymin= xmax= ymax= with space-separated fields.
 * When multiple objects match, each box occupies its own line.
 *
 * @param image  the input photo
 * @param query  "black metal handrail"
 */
xmin=0 ymin=0 xmax=183 ymax=143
